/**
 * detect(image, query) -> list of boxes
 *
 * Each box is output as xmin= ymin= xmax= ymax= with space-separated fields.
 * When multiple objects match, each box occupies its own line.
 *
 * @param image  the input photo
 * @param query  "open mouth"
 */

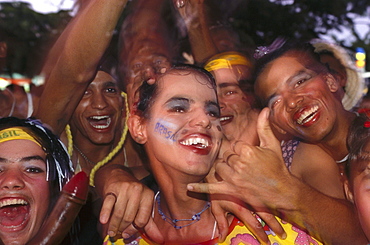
xmin=0 ymin=198 xmax=29 ymax=231
xmin=295 ymin=105 xmax=319 ymax=125
xmin=88 ymin=115 xmax=112 ymax=129
xmin=180 ymin=137 xmax=210 ymax=149
xmin=220 ymin=115 xmax=233 ymax=125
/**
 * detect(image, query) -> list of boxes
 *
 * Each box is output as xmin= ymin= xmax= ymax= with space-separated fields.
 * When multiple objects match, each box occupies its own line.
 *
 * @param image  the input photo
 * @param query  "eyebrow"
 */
xmin=205 ymin=100 xmax=220 ymax=109
xmin=0 ymin=155 xmax=45 ymax=163
xmin=103 ymin=81 xmax=118 ymax=87
xmin=264 ymin=70 xmax=308 ymax=104
xmin=218 ymin=83 xmax=240 ymax=89
xmin=165 ymin=97 xmax=191 ymax=104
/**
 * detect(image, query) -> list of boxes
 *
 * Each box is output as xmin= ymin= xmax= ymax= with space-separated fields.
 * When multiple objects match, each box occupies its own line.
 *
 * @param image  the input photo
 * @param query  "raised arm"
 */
xmin=34 ymin=0 xmax=128 ymax=135
xmin=172 ymin=0 xmax=218 ymax=64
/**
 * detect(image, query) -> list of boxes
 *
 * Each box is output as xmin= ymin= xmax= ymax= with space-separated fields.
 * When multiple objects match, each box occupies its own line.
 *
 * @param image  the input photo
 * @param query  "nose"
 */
xmin=284 ymin=92 xmax=303 ymax=111
xmin=218 ymin=97 xmax=226 ymax=111
xmin=91 ymin=92 xmax=108 ymax=110
xmin=0 ymin=168 xmax=25 ymax=190
xmin=142 ymin=65 xmax=156 ymax=80
xmin=189 ymin=108 xmax=212 ymax=129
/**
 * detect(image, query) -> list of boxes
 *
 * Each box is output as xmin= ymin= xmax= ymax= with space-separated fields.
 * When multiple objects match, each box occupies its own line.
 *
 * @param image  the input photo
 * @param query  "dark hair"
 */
xmin=346 ymin=113 xmax=370 ymax=177
xmin=0 ymin=117 xmax=73 ymax=208
xmin=135 ymin=64 xmax=217 ymax=119
xmin=252 ymin=39 xmax=325 ymax=106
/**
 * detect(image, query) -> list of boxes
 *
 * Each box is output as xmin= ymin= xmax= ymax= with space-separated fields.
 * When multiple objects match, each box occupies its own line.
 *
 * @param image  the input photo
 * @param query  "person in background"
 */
xmin=344 ymin=112 xmax=370 ymax=241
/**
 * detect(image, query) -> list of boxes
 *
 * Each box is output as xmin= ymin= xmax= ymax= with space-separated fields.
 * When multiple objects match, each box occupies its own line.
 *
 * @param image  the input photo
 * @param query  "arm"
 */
xmin=188 ymin=108 xmax=367 ymax=244
xmin=173 ymin=0 xmax=218 ymax=64
xmin=34 ymin=0 xmax=128 ymax=135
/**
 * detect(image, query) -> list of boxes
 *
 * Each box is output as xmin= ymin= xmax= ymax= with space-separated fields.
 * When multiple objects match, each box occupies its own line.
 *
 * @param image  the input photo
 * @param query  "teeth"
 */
xmin=180 ymin=137 xmax=209 ymax=149
xmin=91 ymin=115 xmax=109 ymax=120
xmin=296 ymin=105 xmax=318 ymax=125
xmin=220 ymin=116 xmax=232 ymax=122
xmin=0 ymin=199 xmax=28 ymax=208
xmin=90 ymin=116 xmax=111 ymax=129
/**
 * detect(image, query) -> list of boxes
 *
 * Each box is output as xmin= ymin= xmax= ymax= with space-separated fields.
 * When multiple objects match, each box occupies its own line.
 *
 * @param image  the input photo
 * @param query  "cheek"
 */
xmin=353 ymin=180 xmax=370 ymax=232
xmin=152 ymin=119 xmax=181 ymax=143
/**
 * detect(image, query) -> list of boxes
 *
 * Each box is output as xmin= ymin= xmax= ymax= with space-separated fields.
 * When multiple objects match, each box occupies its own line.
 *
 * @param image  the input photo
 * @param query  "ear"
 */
xmin=128 ymin=114 xmax=147 ymax=144
xmin=324 ymin=73 xmax=339 ymax=93
xmin=344 ymin=179 xmax=354 ymax=203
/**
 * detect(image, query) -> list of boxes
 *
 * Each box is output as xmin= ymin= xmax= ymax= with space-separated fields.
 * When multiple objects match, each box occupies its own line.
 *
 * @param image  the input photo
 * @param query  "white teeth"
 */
xmin=220 ymin=116 xmax=232 ymax=122
xmin=296 ymin=105 xmax=319 ymax=125
xmin=180 ymin=137 xmax=209 ymax=149
xmin=91 ymin=115 xmax=109 ymax=120
xmin=90 ymin=116 xmax=111 ymax=129
xmin=0 ymin=199 xmax=28 ymax=208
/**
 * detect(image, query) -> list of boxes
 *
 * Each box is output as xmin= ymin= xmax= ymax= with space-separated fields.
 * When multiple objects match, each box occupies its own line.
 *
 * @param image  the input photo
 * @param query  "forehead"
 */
xmin=90 ymin=71 xmax=118 ymax=88
xmin=212 ymin=65 xmax=252 ymax=86
xmin=255 ymin=51 xmax=316 ymax=99
xmin=157 ymin=71 xmax=216 ymax=100
xmin=0 ymin=139 xmax=45 ymax=159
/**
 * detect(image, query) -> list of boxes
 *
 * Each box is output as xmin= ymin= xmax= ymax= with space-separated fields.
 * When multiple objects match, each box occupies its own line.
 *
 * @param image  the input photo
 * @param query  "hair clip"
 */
xmin=364 ymin=121 xmax=370 ymax=128
xmin=254 ymin=37 xmax=287 ymax=60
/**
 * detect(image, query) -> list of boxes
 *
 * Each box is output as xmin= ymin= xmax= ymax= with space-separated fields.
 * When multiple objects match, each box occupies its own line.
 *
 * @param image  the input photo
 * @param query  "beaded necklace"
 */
xmin=155 ymin=191 xmax=211 ymax=229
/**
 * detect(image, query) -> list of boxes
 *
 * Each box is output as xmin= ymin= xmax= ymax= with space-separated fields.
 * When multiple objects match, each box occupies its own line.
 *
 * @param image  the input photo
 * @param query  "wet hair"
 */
xmin=346 ymin=113 xmax=370 ymax=177
xmin=135 ymin=64 xmax=217 ymax=119
xmin=252 ymin=39 xmax=326 ymax=107
xmin=0 ymin=117 xmax=74 ymax=208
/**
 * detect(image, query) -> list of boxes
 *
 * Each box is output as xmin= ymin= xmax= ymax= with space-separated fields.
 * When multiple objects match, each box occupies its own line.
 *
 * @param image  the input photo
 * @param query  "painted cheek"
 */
xmin=153 ymin=120 xmax=178 ymax=142
xmin=217 ymin=125 xmax=222 ymax=132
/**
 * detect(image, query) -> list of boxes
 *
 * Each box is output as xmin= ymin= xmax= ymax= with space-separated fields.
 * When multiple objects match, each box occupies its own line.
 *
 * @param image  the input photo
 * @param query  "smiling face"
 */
xmin=346 ymin=141 xmax=370 ymax=240
xmin=255 ymin=50 xmax=341 ymax=143
xmin=212 ymin=65 xmax=255 ymax=141
xmin=131 ymin=69 xmax=222 ymax=179
xmin=70 ymin=71 xmax=123 ymax=145
xmin=0 ymin=139 xmax=49 ymax=245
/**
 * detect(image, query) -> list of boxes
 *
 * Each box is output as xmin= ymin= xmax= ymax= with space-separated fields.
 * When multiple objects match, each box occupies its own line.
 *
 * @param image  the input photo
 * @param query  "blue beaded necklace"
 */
xmin=155 ymin=191 xmax=211 ymax=229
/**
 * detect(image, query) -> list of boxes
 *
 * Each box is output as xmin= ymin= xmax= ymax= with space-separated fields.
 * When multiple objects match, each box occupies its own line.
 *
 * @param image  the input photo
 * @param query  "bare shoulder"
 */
xmin=290 ymin=142 xmax=344 ymax=199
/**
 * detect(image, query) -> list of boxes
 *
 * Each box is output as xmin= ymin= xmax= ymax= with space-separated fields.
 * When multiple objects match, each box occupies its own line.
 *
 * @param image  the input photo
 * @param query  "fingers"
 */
xmin=99 ymin=193 xmax=118 ymax=224
xmin=257 ymin=212 xmax=286 ymax=240
xmin=209 ymin=200 xmax=229 ymax=242
xmin=237 ymin=211 xmax=271 ymax=245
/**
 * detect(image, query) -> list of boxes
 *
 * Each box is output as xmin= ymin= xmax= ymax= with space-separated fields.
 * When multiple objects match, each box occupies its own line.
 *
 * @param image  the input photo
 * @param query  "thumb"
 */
xmin=257 ymin=107 xmax=281 ymax=153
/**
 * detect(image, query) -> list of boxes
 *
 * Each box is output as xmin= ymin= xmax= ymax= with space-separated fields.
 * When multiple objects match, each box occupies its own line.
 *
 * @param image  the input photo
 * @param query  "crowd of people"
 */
xmin=0 ymin=0 xmax=369 ymax=244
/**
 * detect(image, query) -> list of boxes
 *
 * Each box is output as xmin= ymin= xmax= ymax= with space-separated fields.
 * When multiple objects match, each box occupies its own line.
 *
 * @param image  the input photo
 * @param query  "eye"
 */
xmin=268 ymin=97 xmax=281 ymax=110
xmin=105 ymin=87 xmax=118 ymax=94
xmin=225 ymin=90 xmax=237 ymax=96
xmin=206 ymin=104 xmax=220 ymax=118
xmin=170 ymin=106 xmax=186 ymax=113
xmin=26 ymin=166 xmax=44 ymax=174
xmin=83 ymin=89 xmax=92 ymax=97
xmin=133 ymin=63 xmax=142 ymax=70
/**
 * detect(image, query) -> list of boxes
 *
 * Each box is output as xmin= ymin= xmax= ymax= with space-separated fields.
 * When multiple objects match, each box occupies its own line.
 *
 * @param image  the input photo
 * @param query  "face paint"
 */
xmin=154 ymin=121 xmax=176 ymax=142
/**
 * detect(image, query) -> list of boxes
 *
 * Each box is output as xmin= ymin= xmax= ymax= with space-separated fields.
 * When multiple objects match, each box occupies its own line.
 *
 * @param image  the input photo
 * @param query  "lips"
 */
xmin=294 ymin=105 xmax=319 ymax=127
xmin=87 ymin=115 xmax=112 ymax=130
xmin=179 ymin=134 xmax=212 ymax=155
xmin=220 ymin=115 xmax=233 ymax=126
xmin=0 ymin=198 xmax=30 ymax=231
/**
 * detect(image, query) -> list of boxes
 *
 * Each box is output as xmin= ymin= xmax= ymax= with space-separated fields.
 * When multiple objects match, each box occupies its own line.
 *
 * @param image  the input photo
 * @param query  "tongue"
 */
xmin=0 ymin=205 xmax=28 ymax=227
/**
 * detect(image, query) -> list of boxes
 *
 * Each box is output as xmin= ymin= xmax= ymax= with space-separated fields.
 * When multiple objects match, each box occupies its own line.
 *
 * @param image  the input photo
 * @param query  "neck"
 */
xmin=318 ymin=110 xmax=356 ymax=161
xmin=153 ymin=182 xmax=217 ymax=242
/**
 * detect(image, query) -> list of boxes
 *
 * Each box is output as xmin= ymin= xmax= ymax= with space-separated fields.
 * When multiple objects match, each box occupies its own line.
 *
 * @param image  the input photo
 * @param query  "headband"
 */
xmin=204 ymin=52 xmax=252 ymax=72
xmin=0 ymin=127 xmax=41 ymax=147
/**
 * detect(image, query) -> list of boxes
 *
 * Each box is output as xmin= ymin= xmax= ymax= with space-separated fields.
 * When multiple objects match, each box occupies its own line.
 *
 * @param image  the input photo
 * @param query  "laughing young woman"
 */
xmin=104 ymin=64 xmax=320 ymax=244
